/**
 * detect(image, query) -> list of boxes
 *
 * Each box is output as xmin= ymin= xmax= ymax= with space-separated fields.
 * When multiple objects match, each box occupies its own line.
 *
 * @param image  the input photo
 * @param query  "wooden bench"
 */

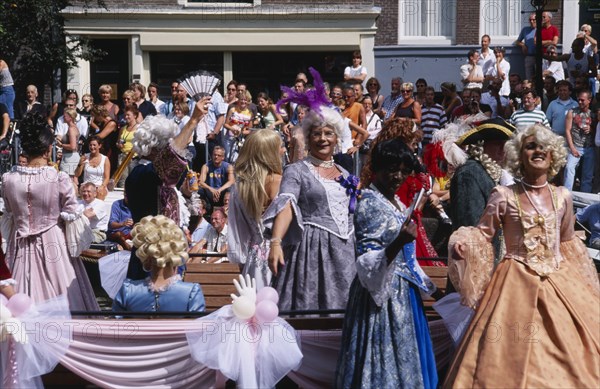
xmin=183 ymin=263 xmax=241 ymax=311
xmin=421 ymin=266 xmax=448 ymax=319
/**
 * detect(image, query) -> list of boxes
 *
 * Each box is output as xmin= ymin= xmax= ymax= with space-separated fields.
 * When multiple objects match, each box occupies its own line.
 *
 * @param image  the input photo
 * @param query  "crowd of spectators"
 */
xmin=1 ymin=16 xmax=600 ymax=315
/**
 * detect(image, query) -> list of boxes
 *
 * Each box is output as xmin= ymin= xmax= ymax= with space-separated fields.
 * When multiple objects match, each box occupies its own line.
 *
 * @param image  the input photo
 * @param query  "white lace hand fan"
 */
xmin=178 ymin=70 xmax=222 ymax=101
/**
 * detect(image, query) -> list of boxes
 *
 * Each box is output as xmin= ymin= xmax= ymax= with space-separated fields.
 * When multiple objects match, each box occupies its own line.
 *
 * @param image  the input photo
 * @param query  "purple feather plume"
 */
xmin=276 ymin=67 xmax=331 ymax=117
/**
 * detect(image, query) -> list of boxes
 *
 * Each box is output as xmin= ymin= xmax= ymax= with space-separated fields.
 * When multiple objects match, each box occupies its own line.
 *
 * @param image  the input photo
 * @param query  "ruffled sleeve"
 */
xmin=263 ymin=163 xmax=304 ymax=245
xmin=558 ymin=188 xmax=600 ymax=297
xmin=227 ymin=188 xmax=262 ymax=264
xmin=188 ymin=283 xmax=206 ymax=312
xmin=154 ymin=145 xmax=189 ymax=225
xmin=0 ymin=174 xmax=14 ymax=241
xmin=58 ymin=172 xmax=93 ymax=256
xmin=448 ymin=186 xmax=506 ymax=308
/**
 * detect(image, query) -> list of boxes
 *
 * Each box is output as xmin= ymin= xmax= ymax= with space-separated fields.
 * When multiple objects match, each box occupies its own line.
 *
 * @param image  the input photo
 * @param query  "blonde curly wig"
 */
xmin=504 ymin=124 xmax=567 ymax=180
xmin=131 ymin=215 xmax=189 ymax=269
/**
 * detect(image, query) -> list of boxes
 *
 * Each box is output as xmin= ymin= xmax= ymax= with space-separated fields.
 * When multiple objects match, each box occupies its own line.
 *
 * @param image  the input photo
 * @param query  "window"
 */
xmin=480 ymin=0 xmax=527 ymax=43
xmin=398 ymin=0 xmax=457 ymax=44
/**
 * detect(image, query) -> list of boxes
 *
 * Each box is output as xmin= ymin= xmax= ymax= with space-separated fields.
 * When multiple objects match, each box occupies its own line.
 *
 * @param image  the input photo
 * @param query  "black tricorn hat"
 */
xmin=455 ymin=117 xmax=516 ymax=146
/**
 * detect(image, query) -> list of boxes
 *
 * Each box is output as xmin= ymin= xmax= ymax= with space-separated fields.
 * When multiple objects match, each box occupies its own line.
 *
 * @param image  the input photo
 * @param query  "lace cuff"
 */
xmin=64 ymin=212 xmax=94 ymax=257
xmin=60 ymin=204 xmax=84 ymax=222
xmin=448 ymin=226 xmax=495 ymax=309
xmin=0 ymin=278 xmax=16 ymax=287
xmin=560 ymin=238 xmax=600 ymax=298
xmin=0 ymin=211 xmax=14 ymax=242
xmin=356 ymin=249 xmax=395 ymax=307
xmin=262 ymin=193 xmax=304 ymax=246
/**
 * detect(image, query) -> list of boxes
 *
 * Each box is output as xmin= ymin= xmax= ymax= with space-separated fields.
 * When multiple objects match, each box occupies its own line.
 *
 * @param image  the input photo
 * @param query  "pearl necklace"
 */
xmin=307 ymin=154 xmax=335 ymax=169
xmin=521 ymin=179 xmax=548 ymax=189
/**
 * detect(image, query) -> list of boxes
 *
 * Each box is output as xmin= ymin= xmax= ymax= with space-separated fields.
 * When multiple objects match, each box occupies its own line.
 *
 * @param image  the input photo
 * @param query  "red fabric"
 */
xmin=541 ymin=25 xmax=559 ymax=54
xmin=0 ymin=233 xmax=11 ymax=280
xmin=423 ymin=143 xmax=447 ymax=179
xmin=396 ymin=176 xmax=443 ymax=264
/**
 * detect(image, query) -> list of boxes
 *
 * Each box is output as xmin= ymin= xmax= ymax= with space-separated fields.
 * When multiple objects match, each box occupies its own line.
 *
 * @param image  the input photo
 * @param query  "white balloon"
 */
xmin=0 ymin=303 xmax=13 ymax=321
xmin=231 ymin=295 xmax=256 ymax=320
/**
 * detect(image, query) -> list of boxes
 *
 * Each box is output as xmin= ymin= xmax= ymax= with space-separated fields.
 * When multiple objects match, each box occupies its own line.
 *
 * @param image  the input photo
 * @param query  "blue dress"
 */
xmin=335 ymin=188 xmax=438 ymax=389
xmin=112 ymin=275 xmax=206 ymax=312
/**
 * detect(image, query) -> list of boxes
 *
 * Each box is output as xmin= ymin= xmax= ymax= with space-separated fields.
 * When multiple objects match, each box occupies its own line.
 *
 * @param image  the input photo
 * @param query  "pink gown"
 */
xmin=1 ymin=166 xmax=99 ymax=310
xmin=444 ymin=185 xmax=600 ymax=388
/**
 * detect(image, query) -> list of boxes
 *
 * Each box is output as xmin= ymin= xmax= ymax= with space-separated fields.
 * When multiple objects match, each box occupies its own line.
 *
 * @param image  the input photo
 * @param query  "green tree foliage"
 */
xmin=0 ymin=1 xmax=104 ymax=97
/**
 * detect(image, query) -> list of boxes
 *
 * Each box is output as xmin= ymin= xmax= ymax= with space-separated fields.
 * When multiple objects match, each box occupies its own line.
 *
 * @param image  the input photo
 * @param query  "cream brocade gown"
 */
xmin=444 ymin=185 xmax=600 ymax=388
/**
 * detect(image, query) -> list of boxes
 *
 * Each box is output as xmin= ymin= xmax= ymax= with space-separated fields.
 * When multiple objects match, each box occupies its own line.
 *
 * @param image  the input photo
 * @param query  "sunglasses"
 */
xmin=529 ymin=18 xmax=536 ymax=21
xmin=401 ymin=89 xmax=412 ymax=93
xmin=82 ymin=99 xmax=90 ymax=102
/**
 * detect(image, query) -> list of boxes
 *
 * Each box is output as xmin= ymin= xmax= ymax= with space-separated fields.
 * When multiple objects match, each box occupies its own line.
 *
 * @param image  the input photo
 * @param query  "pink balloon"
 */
xmin=256 ymin=286 xmax=279 ymax=304
xmin=0 ymin=294 xmax=8 ymax=307
xmin=254 ymin=300 xmax=279 ymax=323
xmin=6 ymin=293 xmax=32 ymax=317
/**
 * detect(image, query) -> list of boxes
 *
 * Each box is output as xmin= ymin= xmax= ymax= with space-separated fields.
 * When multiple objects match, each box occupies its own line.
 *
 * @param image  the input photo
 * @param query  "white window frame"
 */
xmin=480 ymin=0 xmax=528 ymax=45
xmin=398 ymin=0 xmax=457 ymax=45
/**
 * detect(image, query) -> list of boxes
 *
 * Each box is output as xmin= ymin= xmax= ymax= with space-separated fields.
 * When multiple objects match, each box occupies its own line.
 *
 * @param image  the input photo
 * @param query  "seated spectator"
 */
xmin=107 ymin=195 xmax=134 ymax=251
xmin=79 ymin=182 xmax=109 ymax=243
xmin=189 ymin=207 xmax=228 ymax=263
xmin=481 ymin=78 xmax=509 ymax=118
xmin=112 ymin=215 xmax=206 ymax=313
xmin=542 ymin=45 xmax=565 ymax=81
xmin=15 ymin=85 xmax=47 ymax=120
xmin=189 ymin=199 xmax=210 ymax=246
xmin=198 ymin=146 xmax=235 ymax=208
xmin=75 ymin=135 xmax=111 ymax=199
xmin=453 ymin=88 xmax=492 ymax=118
xmin=441 ymin=82 xmax=462 ymax=117
xmin=577 ymin=203 xmax=600 ymax=249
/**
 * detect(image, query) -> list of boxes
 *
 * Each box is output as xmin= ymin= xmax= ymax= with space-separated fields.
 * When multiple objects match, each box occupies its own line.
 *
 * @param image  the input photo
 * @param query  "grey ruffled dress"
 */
xmin=263 ymin=160 xmax=356 ymax=311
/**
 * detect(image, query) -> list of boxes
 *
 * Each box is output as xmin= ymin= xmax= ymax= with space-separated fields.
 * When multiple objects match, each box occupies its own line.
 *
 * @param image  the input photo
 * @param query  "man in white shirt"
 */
xmin=190 ymin=199 xmax=211 ymax=244
xmin=478 ymin=35 xmax=495 ymax=77
xmin=542 ymin=45 xmax=565 ymax=81
xmin=189 ymin=207 xmax=228 ymax=263
xmin=481 ymin=78 xmax=509 ymax=119
xmin=460 ymin=50 xmax=484 ymax=89
xmin=79 ymin=182 xmax=109 ymax=243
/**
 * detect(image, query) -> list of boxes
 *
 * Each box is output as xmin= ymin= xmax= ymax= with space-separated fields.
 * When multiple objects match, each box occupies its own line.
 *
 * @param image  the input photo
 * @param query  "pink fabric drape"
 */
xmin=53 ymin=319 xmax=452 ymax=388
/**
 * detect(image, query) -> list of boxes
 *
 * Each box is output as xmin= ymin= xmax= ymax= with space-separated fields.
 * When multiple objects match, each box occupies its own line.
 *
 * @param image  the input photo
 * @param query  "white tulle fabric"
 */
xmin=186 ymin=305 xmax=303 ymax=388
xmin=0 ymin=295 xmax=72 ymax=389
xmin=61 ymin=206 xmax=94 ymax=257
xmin=98 ymin=251 xmax=131 ymax=298
xmin=432 ymin=292 xmax=475 ymax=346
xmin=447 ymin=226 xmax=495 ymax=308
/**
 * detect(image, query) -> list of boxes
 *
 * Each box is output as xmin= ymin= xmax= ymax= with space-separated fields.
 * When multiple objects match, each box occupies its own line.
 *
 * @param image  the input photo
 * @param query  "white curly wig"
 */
xmin=131 ymin=215 xmax=189 ymax=269
xmin=132 ymin=115 xmax=178 ymax=156
xmin=504 ymin=124 xmax=567 ymax=180
xmin=301 ymin=106 xmax=345 ymax=150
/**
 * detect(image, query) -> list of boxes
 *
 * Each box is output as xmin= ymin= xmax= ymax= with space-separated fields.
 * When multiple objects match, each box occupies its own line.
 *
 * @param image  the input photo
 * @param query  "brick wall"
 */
xmin=455 ymin=0 xmax=480 ymax=45
xmin=374 ymin=0 xmax=397 ymax=46
xmin=71 ymin=0 xmax=178 ymax=6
